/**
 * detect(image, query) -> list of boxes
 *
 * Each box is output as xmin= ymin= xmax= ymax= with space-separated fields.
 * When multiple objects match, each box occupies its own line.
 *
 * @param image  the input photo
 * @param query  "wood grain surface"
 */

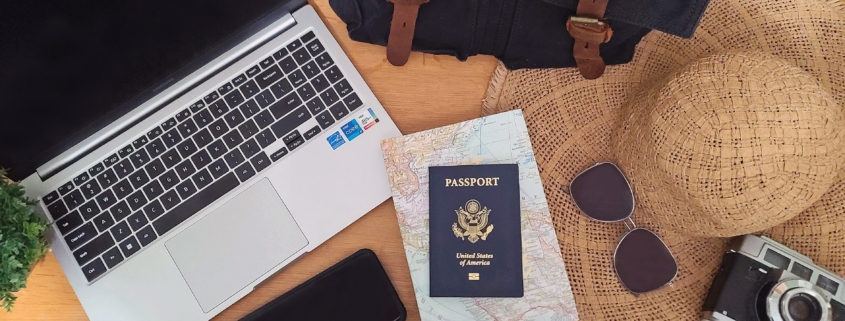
xmin=0 ymin=0 xmax=498 ymax=320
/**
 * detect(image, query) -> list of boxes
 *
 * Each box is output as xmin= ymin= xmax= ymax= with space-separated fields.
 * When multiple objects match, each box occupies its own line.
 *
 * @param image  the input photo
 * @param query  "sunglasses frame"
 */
xmin=568 ymin=162 xmax=678 ymax=295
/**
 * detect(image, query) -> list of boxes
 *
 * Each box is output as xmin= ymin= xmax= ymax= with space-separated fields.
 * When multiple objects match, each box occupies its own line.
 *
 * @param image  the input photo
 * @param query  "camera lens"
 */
xmin=787 ymin=293 xmax=824 ymax=321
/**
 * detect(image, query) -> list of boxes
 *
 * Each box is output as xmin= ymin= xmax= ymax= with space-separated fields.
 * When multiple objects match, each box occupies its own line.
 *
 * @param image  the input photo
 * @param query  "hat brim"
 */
xmin=481 ymin=0 xmax=845 ymax=319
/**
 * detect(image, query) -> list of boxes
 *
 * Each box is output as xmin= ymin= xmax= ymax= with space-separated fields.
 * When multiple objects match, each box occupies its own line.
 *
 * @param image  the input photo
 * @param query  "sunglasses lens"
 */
xmin=614 ymin=229 xmax=678 ymax=293
xmin=570 ymin=163 xmax=634 ymax=221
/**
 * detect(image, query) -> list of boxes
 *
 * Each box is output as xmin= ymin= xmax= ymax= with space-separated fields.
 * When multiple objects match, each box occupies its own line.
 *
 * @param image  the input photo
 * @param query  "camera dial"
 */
xmin=767 ymin=278 xmax=832 ymax=321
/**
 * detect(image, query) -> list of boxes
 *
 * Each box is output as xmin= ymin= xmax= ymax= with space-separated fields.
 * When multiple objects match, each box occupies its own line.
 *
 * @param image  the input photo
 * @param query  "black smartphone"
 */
xmin=241 ymin=249 xmax=407 ymax=321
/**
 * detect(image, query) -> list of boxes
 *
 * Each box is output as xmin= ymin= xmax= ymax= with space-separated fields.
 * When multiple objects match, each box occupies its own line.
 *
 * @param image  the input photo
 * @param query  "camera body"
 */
xmin=702 ymin=235 xmax=845 ymax=321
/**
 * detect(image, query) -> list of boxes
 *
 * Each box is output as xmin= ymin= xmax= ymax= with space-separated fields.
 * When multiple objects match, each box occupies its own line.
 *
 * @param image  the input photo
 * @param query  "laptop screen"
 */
xmin=0 ymin=0 xmax=292 ymax=181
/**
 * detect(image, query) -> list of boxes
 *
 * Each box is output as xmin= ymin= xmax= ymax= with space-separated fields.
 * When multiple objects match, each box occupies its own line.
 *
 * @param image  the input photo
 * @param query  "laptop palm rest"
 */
xmin=165 ymin=178 xmax=309 ymax=313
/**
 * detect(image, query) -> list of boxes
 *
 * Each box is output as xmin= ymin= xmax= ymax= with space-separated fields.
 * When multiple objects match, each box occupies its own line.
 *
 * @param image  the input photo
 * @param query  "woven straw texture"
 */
xmin=614 ymin=52 xmax=845 ymax=238
xmin=480 ymin=0 xmax=845 ymax=319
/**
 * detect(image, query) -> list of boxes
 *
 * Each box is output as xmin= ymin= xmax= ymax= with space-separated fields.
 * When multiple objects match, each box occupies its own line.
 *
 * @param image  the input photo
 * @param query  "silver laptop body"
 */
xmin=19 ymin=3 xmax=401 ymax=320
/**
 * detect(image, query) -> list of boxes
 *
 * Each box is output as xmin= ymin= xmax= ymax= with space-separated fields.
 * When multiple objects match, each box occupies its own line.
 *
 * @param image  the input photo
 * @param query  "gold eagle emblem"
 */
xmin=452 ymin=199 xmax=493 ymax=243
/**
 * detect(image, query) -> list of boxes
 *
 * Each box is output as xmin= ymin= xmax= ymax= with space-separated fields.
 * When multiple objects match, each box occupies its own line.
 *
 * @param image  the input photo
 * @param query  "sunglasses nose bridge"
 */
xmin=622 ymin=217 xmax=636 ymax=230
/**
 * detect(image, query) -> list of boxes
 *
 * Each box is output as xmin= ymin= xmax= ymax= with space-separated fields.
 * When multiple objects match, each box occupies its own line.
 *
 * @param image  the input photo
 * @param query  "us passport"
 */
xmin=428 ymin=164 xmax=523 ymax=297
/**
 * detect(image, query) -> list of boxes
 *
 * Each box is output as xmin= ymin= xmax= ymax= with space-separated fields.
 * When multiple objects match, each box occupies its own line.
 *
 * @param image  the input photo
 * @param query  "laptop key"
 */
xmin=130 ymin=149 xmax=151 ymax=168
xmin=254 ymin=110 xmax=275 ymax=129
xmin=159 ymin=170 xmax=180 ymax=191
xmin=297 ymin=83 xmax=317 ymax=101
xmin=112 ymin=180 xmax=134 ymax=201
xmin=73 ymin=172 xmax=91 ymax=186
xmin=175 ymin=108 xmax=191 ymax=122
xmin=344 ymin=93 xmax=363 ymax=111
xmin=306 ymin=39 xmax=324 ymax=56
xmin=224 ymin=149 xmax=246 ymax=168
xmin=254 ymin=90 xmax=275 ymax=108
xmin=208 ymin=159 xmax=229 ymax=179
xmin=315 ymin=110 xmax=335 ymax=129
xmin=43 ymin=190 xmax=60 ymax=205
xmin=218 ymin=82 xmax=234 ymax=96
xmin=128 ymin=170 xmax=150 ymax=189
xmin=240 ymin=100 xmax=262 ymax=118
xmin=143 ymin=200 xmax=164 ymax=220
xmin=160 ymin=149 xmax=182 ymax=168
xmin=203 ymin=92 xmax=220 ymax=105
xmin=256 ymin=65 xmax=284 ymax=89
xmin=232 ymin=74 xmax=247 ymax=86
xmin=301 ymin=31 xmax=316 ymax=43
xmin=306 ymin=98 xmax=326 ymax=115
xmin=88 ymin=163 xmax=106 ymax=177
xmin=270 ymin=92 xmax=302 ymax=119
xmin=64 ymin=190 xmax=85 ymax=210
xmin=95 ymin=189 xmax=117 ymax=211
xmin=329 ymin=102 xmax=349 ymax=120
xmin=282 ymin=130 xmax=301 ymax=145
xmin=144 ymin=159 xmax=166 ymax=178
xmin=209 ymin=100 xmax=229 ymax=118
xmin=311 ymin=75 xmax=330 ymax=93
xmin=270 ymin=78 xmax=294 ymax=99
xmin=118 ymin=144 xmax=134 ymax=158
xmin=81 ymin=258 xmax=107 ymax=282
xmin=142 ymin=180 xmax=164 ymax=200
xmin=114 ymin=159 xmax=134 ymax=179
xmin=271 ymin=106 xmax=312 ymax=138
xmin=153 ymin=173 xmax=239 ymax=235
xmin=286 ymin=39 xmax=303 ymax=52
xmin=207 ymin=140 xmax=228 ymax=159
xmin=235 ymin=163 xmax=256 ymax=182
xmin=119 ymin=236 xmax=141 ymax=258
xmin=288 ymin=70 xmax=306 ymax=87
xmin=273 ymin=48 xmax=289 ymax=61
xmin=189 ymin=101 xmax=207 ymax=113
xmin=191 ymin=149 xmax=213 ymax=169
xmin=239 ymin=139 xmax=262 ymax=158
xmin=255 ymin=129 xmax=277 ymax=148
xmin=334 ymin=79 xmax=352 ymax=97
xmin=137 ymin=225 xmax=157 ymax=247
xmin=315 ymin=52 xmax=334 ymax=69
xmin=65 ymin=223 xmax=97 ymax=250
xmin=127 ymin=212 xmax=148 ymax=231
xmin=110 ymin=221 xmax=131 ymax=242
xmin=193 ymin=128 xmax=214 ymax=149
xmin=286 ymin=136 xmax=305 ymax=151
xmin=209 ymin=119 xmax=230 ymax=138
xmin=102 ymin=247 xmax=124 ymax=269
xmin=177 ymin=139 xmax=198 ymax=159
xmin=97 ymin=169 xmax=118 ymax=190
xmin=160 ymin=117 xmax=178 ymax=132
xmin=162 ymin=129 xmax=183 ymax=149
xmin=224 ymin=109 xmax=246 ymax=128
xmin=175 ymin=160 xmax=197 ymax=180
xmin=321 ymin=88 xmax=341 ymax=106
xmin=93 ymin=212 xmax=115 ymax=232
xmin=58 ymin=181 xmax=76 ymax=195
xmin=110 ymin=201 xmax=132 ymax=221
xmin=302 ymin=61 xmax=320 ymax=79
xmin=304 ymin=126 xmax=321 ymax=140
xmin=126 ymin=190 xmax=148 ymax=212
xmin=192 ymin=169 xmax=213 ymax=190
xmin=238 ymin=120 xmax=260 ymax=139
xmin=79 ymin=200 xmax=100 ymax=220
xmin=193 ymin=109 xmax=213 ymax=128
xmin=269 ymin=148 xmax=289 ymax=161
xmin=292 ymin=48 xmax=311 ymax=65
xmin=102 ymin=154 xmax=120 ymax=168
xmin=223 ymin=130 xmax=244 ymax=149
xmin=251 ymin=153 xmax=272 ymax=173
xmin=325 ymin=66 xmax=344 ymax=83
xmin=56 ymin=210 xmax=83 ymax=235
xmin=175 ymin=180 xmax=197 ymax=199
xmin=278 ymin=56 xmax=297 ymax=74
xmin=240 ymin=79 xmax=260 ymax=99
xmin=145 ymin=138 xmax=166 ymax=158
xmin=177 ymin=119 xmax=198 ymax=138
xmin=224 ymin=90 xmax=245 ymax=108
xmin=245 ymin=65 xmax=262 ymax=78
xmin=159 ymin=190 xmax=181 ymax=210
xmin=73 ymin=233 xmax=114 ymax=266
xmin=47 ymin=201 xmax=69 ymax=220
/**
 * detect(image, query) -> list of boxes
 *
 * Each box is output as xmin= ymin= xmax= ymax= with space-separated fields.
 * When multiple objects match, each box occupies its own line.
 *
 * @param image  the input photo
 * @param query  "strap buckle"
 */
xmin=566 ymin=16 xmax=613 ymax=44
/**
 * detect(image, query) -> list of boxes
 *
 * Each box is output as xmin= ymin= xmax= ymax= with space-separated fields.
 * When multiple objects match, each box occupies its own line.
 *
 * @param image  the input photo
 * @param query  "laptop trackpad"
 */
xmin=165 ymin=178 xmax=308 ymax=313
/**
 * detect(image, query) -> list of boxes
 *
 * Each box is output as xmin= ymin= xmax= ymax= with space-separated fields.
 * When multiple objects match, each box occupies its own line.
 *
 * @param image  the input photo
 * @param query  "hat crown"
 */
xmin=614 ymin=52 xmax=845 ymax=237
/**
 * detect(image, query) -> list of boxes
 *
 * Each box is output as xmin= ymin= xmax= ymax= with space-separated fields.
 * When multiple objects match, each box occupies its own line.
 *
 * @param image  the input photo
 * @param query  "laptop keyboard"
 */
xmin=40 ymin=31 xmax=364 ymax=283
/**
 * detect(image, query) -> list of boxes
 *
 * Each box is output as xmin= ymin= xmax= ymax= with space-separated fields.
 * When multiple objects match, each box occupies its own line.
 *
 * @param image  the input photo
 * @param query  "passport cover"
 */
xmin=428 ymin=164 xmax=523 ymax=297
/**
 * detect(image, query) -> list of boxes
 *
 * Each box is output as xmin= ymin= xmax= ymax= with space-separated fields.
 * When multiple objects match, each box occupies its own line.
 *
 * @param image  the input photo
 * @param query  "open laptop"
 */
xmin=0 ymin=0 xmax=401 ymax=319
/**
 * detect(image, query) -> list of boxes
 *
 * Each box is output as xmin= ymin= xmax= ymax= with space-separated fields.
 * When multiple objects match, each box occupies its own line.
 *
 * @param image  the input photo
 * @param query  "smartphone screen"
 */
xmin=242 ymin=249 xmax=406 ymax=321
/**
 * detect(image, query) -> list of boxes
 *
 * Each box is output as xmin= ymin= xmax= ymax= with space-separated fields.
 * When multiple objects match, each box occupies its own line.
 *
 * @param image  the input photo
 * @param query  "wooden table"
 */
xmin=0 ymin=1 xmax=498 ymax=320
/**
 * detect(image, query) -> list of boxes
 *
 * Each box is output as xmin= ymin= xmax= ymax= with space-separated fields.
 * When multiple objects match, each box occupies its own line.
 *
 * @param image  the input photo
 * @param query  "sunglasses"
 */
xmin=566 ymin=162 xmax=678 ymax=294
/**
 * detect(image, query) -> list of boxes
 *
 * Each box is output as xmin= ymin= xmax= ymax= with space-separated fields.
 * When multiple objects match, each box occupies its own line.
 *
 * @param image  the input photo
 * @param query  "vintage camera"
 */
xmin=702 ymin=235 xmax=845 ymax=321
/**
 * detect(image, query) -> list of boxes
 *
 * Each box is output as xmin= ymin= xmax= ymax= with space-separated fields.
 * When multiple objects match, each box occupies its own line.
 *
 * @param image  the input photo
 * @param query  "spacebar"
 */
xmin=152 ymin=173 xmax=239 ymax=235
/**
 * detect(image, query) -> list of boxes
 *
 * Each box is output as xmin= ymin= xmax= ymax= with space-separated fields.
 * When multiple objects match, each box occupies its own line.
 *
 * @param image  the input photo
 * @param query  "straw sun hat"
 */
xmin=481 ymin=0 xmax=845 ymax=319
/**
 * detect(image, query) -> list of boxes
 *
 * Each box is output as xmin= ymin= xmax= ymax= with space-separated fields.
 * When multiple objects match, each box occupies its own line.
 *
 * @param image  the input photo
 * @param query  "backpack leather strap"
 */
xmin=566 ymin=0 xmax=613 ymax=79
xmin=386 ymin=0 xmax=429 ymax=66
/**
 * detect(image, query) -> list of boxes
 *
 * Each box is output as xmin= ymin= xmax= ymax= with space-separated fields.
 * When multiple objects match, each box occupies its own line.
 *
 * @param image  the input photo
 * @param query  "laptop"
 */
xmin=0 ymin=0 xmax=401 ymax=319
